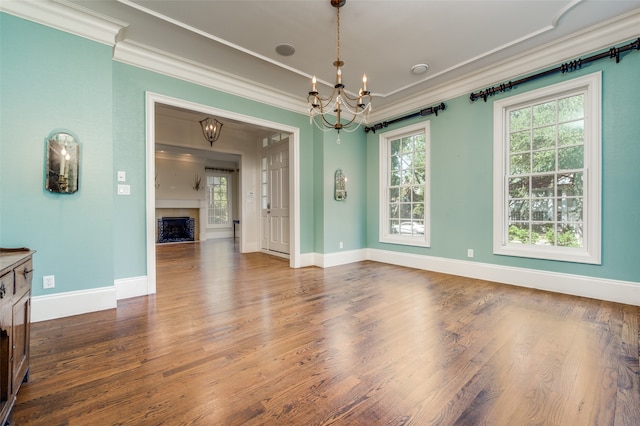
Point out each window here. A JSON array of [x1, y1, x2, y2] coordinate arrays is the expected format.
[[379, 122, 430, 247], [493, 72, 601, 264], [206, 173, 231, 227]]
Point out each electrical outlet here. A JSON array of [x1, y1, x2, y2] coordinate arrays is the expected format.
[[43, 275, 55, 289], [467, 249, 474, 258], [339, 241, 344, 249]]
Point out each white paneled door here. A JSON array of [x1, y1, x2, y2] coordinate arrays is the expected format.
[[261, 141, 290, 255]]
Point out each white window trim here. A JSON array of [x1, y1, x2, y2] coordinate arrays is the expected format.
[[206, 171, 232, 229], [493, 71, 601, 264], [379, 121, 431, 247]]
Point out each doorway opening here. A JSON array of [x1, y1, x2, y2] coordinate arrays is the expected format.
[[145, 92, 301, 295]]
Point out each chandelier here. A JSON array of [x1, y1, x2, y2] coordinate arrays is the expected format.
[[199, 117, 223, 146], [307, 0, 372, 134]]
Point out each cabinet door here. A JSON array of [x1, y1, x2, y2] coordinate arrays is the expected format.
[[0, 298, 12, 423], [11, 291, 30, 393]]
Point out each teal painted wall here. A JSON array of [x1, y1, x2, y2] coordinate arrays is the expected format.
[[313, 126, 325, 253], [366, 44, 640, 283], [0, 14, 114, 295], [322, 130, 367, 253]]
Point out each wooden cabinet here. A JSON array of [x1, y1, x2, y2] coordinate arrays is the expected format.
[[0, 250, 33, 426]]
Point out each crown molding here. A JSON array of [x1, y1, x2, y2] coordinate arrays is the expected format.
[[113, 40, 308, 116], [3, 0, 638, 125], [0, 0, 126, 46], [370, 8, 640, 122]]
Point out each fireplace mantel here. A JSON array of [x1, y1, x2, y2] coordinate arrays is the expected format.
[[156, 199, 207, 209]]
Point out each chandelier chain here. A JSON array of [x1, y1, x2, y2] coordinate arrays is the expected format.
[[336, 6, 341, 63]]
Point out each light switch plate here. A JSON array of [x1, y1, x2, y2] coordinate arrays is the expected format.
[[117, 184, 131, 195], [117, 171, 126, 182]]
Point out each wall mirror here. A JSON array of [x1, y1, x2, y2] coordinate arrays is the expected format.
[[46, 132, 79, 194], [335, 169, 347, 201]]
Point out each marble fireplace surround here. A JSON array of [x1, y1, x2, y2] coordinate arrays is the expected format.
[[155, 199, 207, 242]]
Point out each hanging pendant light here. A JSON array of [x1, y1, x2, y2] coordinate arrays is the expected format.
[[199, 117, 223, 146], [307, 0, 372, 134]]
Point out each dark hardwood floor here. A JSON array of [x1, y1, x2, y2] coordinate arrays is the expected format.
[[13, 239, 640, 425]]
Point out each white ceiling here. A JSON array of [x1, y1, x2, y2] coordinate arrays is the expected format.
[[68, 0, 640, 114]]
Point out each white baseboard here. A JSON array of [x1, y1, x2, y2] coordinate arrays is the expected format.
[[31, 286, 117, 323], [115, 276, 150, 300], [365, 248, 640, 306], [298, 252, 316, 268], [316, 249, 368, 268]]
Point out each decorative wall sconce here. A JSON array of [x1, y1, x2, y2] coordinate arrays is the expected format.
[[335, 169, 347, 201], [199, 117, 223, 146], [193, 173, 203, 191], [45, 131, 79, 194]]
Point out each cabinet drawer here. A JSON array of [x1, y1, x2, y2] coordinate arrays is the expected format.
[[13, 259, 32, 297], [0, 271, 12, 301]]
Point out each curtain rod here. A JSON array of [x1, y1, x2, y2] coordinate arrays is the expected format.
[[205, 167, 236, 173], [364, 102, 446, 133], [470, 37, 640, 102]]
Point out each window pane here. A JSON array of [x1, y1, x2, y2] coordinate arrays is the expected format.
[[510, 131, 531, 153], [533, 101, 556, 127], [557, 172, 582, 196], [399, 187, 411, 202], [411, 204, 424, 220], [558, 120, 584, 146], [557, 224, 583, 247], [412, 186, 424, 202], [558, 146, 584, 170], [509, 176, 529, 199], [558, 94, 584, 122], [509, 200, 530, 221], [557, 197, 583, 222], [390, 220, 400, 234], [401, 137, 412, 152], [508, 222, 530, 244], [532, 125, 555, 150], [399, 203, 411, 219], [389, 187, 400, 202], [510, 107, 531, 131], [532, 150, 555, 173], [414, 150, 426, 169], [510, 153, 530, 175], [390, 170, 401, 186], [531, 198, 554, 221], [532, 223, 554, 246], [390, 140, 401, 156], [401, 169, 414, 185], [531, 174, 554, 198]]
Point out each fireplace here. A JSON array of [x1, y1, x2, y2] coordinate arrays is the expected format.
[[157, 217, 195, 243]]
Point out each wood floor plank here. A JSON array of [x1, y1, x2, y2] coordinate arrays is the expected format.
[[12, 239, 640, 425]]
